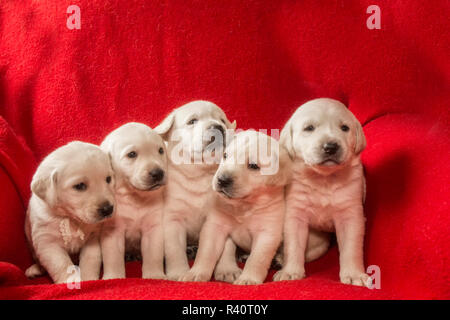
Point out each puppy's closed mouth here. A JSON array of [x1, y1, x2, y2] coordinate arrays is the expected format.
[[218, 188, 233, 199], [319, 159, 340, 166], [146, 183, 165, 191]]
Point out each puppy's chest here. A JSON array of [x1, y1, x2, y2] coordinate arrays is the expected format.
[[287, 180, 354, 232], [116, 197, 163, 237], [58, 219, 94, 254]]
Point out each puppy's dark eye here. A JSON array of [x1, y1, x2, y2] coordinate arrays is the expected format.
[[159, 147, 164, 155], [127, 151, 137, 159], [341, 124, 350, 132], [248, 163, 260, 170], [73, 182, 87, 191], [223, 152, 227, 159], [106, 176, 111, 184], [304, 125, 315, 132], [187, 118, 198, 125]]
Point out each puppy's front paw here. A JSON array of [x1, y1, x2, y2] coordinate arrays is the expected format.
[[233, 274, 262, 285], [273, 268, 305, 282], [340, 269, 370, 287], [214, 266, 242, 283], [102, 272, 125, 280], [179, 269, 210, 282], [142, 270, 167, 280], [25, 264, 45, 279], [166, 266, 190, 281]]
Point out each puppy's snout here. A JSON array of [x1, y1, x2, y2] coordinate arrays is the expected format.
[[323, 142, 339, 155], [149, 168, 165, 182], [208, 124, 225, 136], [217, 174, 233, 189], [98, 201, 114, 218]]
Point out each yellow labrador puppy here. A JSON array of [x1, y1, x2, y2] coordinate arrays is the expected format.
[[25, 141, 115, 284], [274, 98, 369, 286], [155, 100, 236, 280], [180, 130, 290, 285], [100, 123, 167, 279]]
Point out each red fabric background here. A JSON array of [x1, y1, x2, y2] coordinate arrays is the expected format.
[[0, 0, 448, 299]]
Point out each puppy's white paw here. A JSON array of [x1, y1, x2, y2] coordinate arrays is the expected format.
[[214, 266, 242, 283], [25, 264, 45, 279], [340, 269, 370, 287], [179, 269, 210, 282], [102, 272, 125, 280], [233, 274, 262, 285], [166, 266, 190, 281], [142, 271, 167, 280], [273, 268, 305, 282]]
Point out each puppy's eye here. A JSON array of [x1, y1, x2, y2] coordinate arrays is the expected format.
[[341, 124, 350, 132], [158, 147, 164, 155], [304, 125, 315, 132], [73, 182, 87, 191], [248, 163, 260, 170], [187, 118, 198, 125], [221, 119, 226, 124], [127, 151, 137, 159], [223, 152, 227, 159], [106, 176, 112, 184]]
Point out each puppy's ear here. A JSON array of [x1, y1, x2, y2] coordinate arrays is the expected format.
[[154, 112, 175, 140], [31, 167, 58, 206], [354, 118, 366, 155], [280, 119, 295, 160], [266, 144, 292, 187]]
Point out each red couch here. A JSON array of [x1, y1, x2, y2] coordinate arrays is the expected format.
[[0, 0, 448, 299]]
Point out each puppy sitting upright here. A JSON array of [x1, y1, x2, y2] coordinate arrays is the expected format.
[[181, 130, 290, 285], [155, 100, 236, 280], [100, 123, 167, 279], [274, 98, 369, 286], [25, 141, 115, 284]]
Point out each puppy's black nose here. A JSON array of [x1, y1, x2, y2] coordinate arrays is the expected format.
[[208, 124, 225, 136], [150, 168, 165, 182], [217, 175, 233, 189], [98, 202, 114, 218], [323, 142, 339, 155]]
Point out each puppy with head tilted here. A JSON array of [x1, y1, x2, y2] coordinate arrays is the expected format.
[[25, 141, 115, 283], [154, 100, 236, 280], [180, 130, 290, 285], [100, 123, 167, 279], [274, 98, 369, 286]]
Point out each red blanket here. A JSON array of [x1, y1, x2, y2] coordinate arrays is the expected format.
[[0, 0, 449, 299]]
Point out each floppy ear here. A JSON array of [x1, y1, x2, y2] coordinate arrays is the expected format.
[[31, 167, 58, 206], [266, 146, 292, 187], [154, 112, 175, 140], [280, 119, 295, 160], [354, 118, 367, 155]]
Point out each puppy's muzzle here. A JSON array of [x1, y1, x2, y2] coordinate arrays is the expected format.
[[320, 141, 342, 165], [323, 142, 339, 155], [205, 124, 226, 150], [97, 201, 114, 219], [147, 168, 165, 190], [216, 174, 234, 198]]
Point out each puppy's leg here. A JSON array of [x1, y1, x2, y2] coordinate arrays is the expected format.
[[180, 222, 228, 282], [164, 220, 190, 280], [35, 243, 74, 284], [141, 224, 166, 279], [273, 215, 308, 281], [214, 238, 242, 283], [334, 209, 369, 287], [101, 228, 126, 280], [234, 233, 280, 285], [79, 234, 102, 281]]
